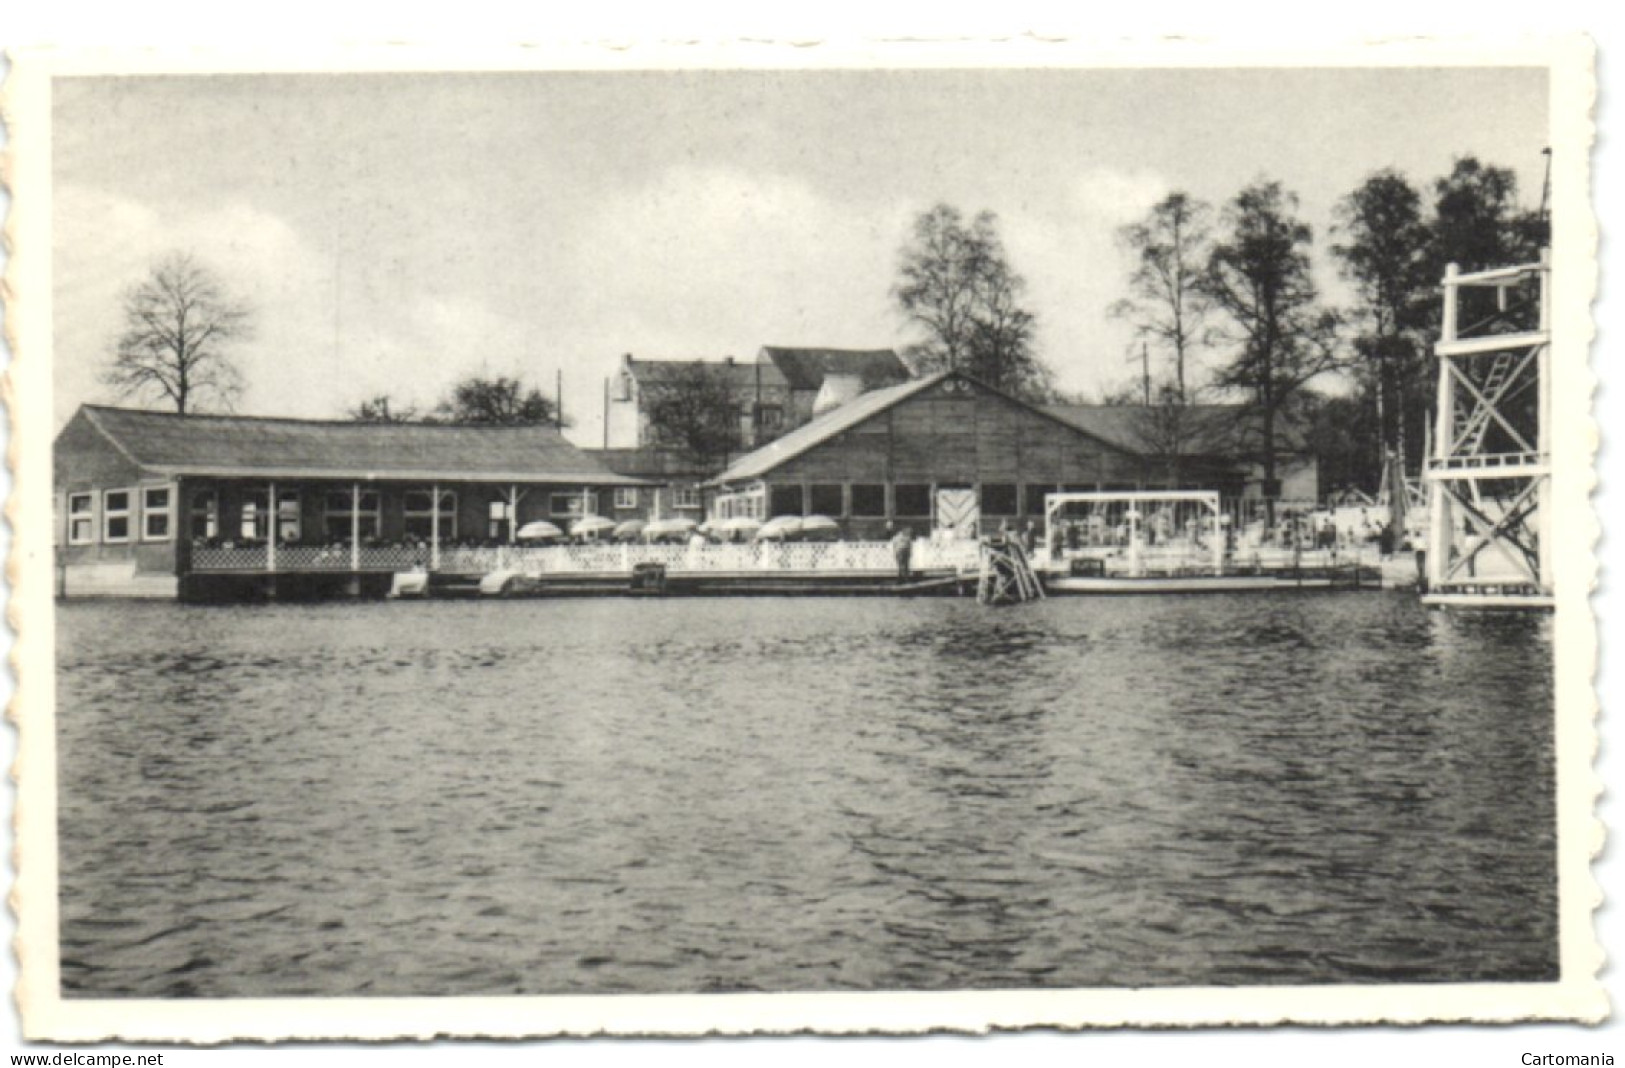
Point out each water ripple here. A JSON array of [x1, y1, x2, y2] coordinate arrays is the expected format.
[[55, 594, 1556, 996]]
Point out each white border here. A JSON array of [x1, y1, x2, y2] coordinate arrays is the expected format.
[[3, 31, 1609, 1044]]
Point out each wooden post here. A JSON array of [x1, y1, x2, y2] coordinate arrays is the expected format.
[[1210, 498, 1224, 576], [431, 482, 441, 571], [351, 482, 360, 571], [509, 484, 518, 544], [1428, 310, 1455, 588], [267, 481, 278, 573], [1441, 263, 1460, 343]]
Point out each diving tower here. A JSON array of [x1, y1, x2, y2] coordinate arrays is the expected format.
[[1422, 251, 1553, 609]]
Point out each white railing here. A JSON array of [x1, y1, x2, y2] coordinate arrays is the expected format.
[[190, 545, 268, 571], [189, 544, 425, 572], [185, 539, 983, 577]]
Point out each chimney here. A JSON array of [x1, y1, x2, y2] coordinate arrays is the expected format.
[[725, 355, 735, 366]]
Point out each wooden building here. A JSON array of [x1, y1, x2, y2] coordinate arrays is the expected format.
[[53, 405, 646, 598], [708, 370, 1163, 539], [1044, 403, 1320, 501]]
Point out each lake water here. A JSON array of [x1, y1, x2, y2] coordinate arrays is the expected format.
[[55, 593, 1556, 997]]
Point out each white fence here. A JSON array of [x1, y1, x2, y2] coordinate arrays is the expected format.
[[190, 544, 425, 572], [188, 539, 983, 577]]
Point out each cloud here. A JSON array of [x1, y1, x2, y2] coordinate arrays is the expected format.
[[1068, 165, 1174, 226]]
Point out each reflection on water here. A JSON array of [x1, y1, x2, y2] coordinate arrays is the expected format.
[[55, 594, 1556, 997]]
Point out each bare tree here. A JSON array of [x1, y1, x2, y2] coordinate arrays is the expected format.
[[893, 203, 1052, 400], [1101, 378, 1210, 487], [105, 253, 251, 413], [1110, 192, 1214, 403]]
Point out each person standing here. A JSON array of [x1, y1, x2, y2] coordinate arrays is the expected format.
[[889, 522, 913, 583]]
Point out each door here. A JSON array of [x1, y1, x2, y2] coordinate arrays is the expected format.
[[934, 486, 979, 539]]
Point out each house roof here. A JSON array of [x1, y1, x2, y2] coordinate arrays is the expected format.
[[626, 357, 788, 392], [587, 447, 715, 480], [68, 405, 647, 485], [758, 346, 911, 391], [1043, 403, 1312, 455], [710, 371, 1136, 485]]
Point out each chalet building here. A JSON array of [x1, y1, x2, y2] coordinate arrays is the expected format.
[[53, 405, 646, 599], [708, 370, 1166, 540], [1044, 403, 1320, 501], [604, 345, 912, 452]]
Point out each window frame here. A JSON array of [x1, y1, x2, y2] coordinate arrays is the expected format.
[[670, 485, 703, 511], [190, 488, 220, 540], [980, 482, 1019, 517], [102, 489, 132, 544], [613, 487, 639, 511], [808, 483, 843, 517], [893, 483, 931, 518], [68, 492, 95, 546], [321, 489, 381, 541], [142, 485, 173, 541], [850, 484, 886, 518], [550, 490, 598, 518], [768, 484, 803, 517], [403, 489, 458, 540]]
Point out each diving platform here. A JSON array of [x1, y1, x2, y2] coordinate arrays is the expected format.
[[1422, 252, 1553, 610]]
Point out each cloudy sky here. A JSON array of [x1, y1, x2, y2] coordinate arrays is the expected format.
[[52, 65, 1548, 445]]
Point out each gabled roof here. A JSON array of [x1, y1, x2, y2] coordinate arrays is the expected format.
[[66, 406, 646, 484], [758, 346, 911, 391], [711, 374, 947, 484], [710, 371, 1137, 485], [626, 357, 788, 391]]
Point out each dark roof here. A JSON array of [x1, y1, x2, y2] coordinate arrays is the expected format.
[[758, 346, 911, 391], [68, 405, 645, 484], [587, 447, 715, 480], [712, 371, 1136, 485], [626, 357, 788, 391], [1043, 404, 1312, 455], [710, 374, 945, 484]]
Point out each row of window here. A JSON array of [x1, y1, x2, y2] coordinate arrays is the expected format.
[[67, 487, 172, 544], [66, 485, 669, 547], [758, 483, 1138, 519]]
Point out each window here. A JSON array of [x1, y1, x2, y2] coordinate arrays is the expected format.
[[322, 489, 379, 541], [190, 489, 219, 540], [981, 483, 1018, 516], [850, 484, 886, 517], [670, 486, 702, 511], [769, 484, 803, 517], [757, 405, 783, 430], [488, 499, 511, 539], [714, 486, 765, 520], [68, 493, 94, 545], [103, 490, 131, 543], [893, 484, 931, 517], [809, 484, 843, 517], [1024, 485, 1058, 516], [551, 491, 597, 517], [614, 487, 639, 510], [403, 490, 457, 539], [142, 486, 172, 540]]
